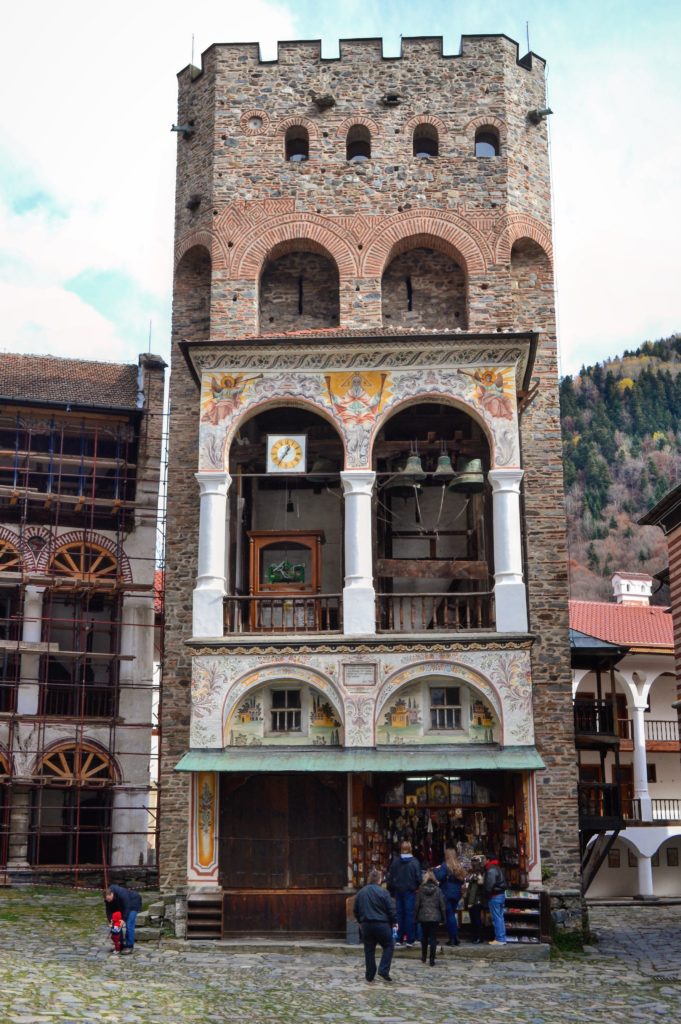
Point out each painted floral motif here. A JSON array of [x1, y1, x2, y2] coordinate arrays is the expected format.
[[191, 661, 225, 719], [199, 780, 214, 834], [345, 696, 374, 746]]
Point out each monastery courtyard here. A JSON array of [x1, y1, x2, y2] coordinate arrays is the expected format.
[[1, 890, 681, 1024]]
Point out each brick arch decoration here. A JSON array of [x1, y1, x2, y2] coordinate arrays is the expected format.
[[36, 531, 133, 584], [404, 113, 448, 141], [375, 661, 504, 739], [465, 114, 507, 149], [221, 663, 345, 746], [336, 114, 381, 139], [0, 526, 33, 573], [494, 214, 553, 266], [277, 115, 320, 153], [231, 213, 359, 279], [174, 231, 228, 272], [368, 392, 495, 468], [31, 740, 121, 785], [361, 211, 490, 277]]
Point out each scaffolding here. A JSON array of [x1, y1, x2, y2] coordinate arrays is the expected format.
[[0, 360, 168, 888]]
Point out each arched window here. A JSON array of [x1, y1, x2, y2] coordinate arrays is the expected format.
[[285, 126, 309, 162], [30, 743, 115, 866], [0, 537, 21, 572], [50, 540, 119, 581], [475, 127, 500, 158], [346, 124, 371, 162], [413, 123, 438, 158]]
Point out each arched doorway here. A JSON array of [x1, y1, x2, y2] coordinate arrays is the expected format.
[[226, 405, 345, 634], [372, 402, 493, 631]]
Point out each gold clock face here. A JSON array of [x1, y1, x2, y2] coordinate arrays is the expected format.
[[269, 436, 304, 471]]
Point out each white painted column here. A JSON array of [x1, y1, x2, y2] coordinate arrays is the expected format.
[[632, 699, 652, 821], [341, 470, 376, 635], [16, 585, 45, 715], [488, 468, 528, 632], [193, 471, 231, 638], [636, 853, 654, 897]]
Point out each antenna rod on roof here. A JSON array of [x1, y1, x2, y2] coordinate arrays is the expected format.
[[526, 21, 531, 53], [191, 33, 195, 67], [148, 320, 152, 354]]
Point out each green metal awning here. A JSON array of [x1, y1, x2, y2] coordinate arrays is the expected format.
[[174, 746, 544, 773]]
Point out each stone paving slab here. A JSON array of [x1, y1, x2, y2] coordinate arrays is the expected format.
[[1, 889, 681, 1023]]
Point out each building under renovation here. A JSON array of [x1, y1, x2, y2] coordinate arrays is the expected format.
[[0, 352, 165, 884], [161, 33, 580, 939]]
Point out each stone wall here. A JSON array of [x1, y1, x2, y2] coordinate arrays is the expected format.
[[381, 248, 466, 329], [259, 251, 340, 332]]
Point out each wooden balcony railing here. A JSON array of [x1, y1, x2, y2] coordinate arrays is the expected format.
[[573, 699, 617, 738], [376, 591, 494, 633], [578, 781, 622, 826], [224, 595, 342, 634], [651, 798, 681, 820], [645, 719, 680, 743]]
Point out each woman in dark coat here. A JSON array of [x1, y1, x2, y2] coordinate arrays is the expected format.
[[434, 848, 466, 945], [415, 869, 447, 966]]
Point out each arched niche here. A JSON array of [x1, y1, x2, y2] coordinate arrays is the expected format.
[[223, 668, 344, 747], [510, 238, 552, 332], [259, 241, 340, 333], [174, 244, 211, 341], [381, 241, 467, 329], [371, 401, 494, 633], [375, 672, 501, 747]]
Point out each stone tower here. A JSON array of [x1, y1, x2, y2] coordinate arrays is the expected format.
[[162, 34, 579, 938]]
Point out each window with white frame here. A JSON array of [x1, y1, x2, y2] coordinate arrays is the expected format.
[[270, 689, 302, 732], [429, 686, 462, 730]]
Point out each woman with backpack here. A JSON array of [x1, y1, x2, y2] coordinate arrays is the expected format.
[[434, 848, 466, 946]]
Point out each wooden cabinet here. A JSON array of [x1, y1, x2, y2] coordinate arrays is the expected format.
[[248, 530, 324, 631]]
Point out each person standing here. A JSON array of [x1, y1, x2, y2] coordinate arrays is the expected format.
[[105, 884, 143, 954], [463, 857, 486, 943], [415, 869, 446, 966], [386, 840, 421, 946], [483, 853, 508, 945], [353, 868, 397, 984], [434, 848, 466, 946]]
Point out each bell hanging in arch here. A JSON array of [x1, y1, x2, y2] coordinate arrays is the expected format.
[[384, 452, 426, 498], [448, 456, 485, 493], [431, 452, 456, 481], [308, 455, 337, 486]]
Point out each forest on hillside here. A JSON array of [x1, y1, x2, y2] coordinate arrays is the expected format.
[[559, 334, 681, 601]]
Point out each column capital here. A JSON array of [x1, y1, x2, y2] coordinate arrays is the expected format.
[[195, 471, 231, 496], [340, 470, 376, 497], [488, 467, 524, 493]]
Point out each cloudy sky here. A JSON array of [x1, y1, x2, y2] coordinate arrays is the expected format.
[[2, 0, 679, 375]]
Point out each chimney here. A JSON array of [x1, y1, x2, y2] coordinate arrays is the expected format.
[[611, 572, 653, 606]]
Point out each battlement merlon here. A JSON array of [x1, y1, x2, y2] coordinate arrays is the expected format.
[[176, 33, 546, 86]]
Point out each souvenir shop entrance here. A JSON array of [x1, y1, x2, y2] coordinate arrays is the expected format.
[[350, 770, 531, 891]]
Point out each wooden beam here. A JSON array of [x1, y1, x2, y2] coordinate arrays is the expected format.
[[377, 558, 488, 580]]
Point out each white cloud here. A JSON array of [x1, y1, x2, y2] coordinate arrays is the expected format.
[[0, 282, 131, 361]]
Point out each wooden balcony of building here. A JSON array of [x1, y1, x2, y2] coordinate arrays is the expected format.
[[617, 717, 680, 753], [573, 698, 621, 750], [578, 781, 624, 831], [224, 594, 343, 635], [375, 588, 494, 632]]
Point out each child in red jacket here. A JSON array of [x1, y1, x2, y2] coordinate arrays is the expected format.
[[110, 910, 125, 953]]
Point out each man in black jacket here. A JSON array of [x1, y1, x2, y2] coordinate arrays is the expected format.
[[105, 884, 143, 954], [353, 869, 397, 983], [483, 855, 507, 945], [386, 840, 421, 946]]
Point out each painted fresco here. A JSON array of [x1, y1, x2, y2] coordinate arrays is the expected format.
[[188, 647, 533, 750], [225, 684, 342, 747], [195, 350, 522, 473], [377, 683, 499, 746]]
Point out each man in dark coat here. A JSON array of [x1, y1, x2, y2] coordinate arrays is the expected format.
[[386, 840, 421, 945], [353, 868, 397, 983], [105, 884, 143, 954], [483, 854, 508, 945]]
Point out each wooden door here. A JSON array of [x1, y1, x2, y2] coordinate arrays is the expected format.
[[612, 763, 634, 818], [220, 773, 346, 889]]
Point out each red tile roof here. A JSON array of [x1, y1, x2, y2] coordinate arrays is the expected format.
[[569, 600, 673, 648], [0, 353, 140, 409]]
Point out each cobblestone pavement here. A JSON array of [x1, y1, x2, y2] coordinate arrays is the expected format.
[[1, 890, 681, 1024]]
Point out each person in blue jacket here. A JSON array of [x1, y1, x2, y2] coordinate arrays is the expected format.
[[386, 840, 421, 946], [105, 884, 143, 954], [434, 848, 466, 945]]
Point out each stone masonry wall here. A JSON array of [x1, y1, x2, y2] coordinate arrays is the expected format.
[[161, 33, 578, 891], [259, 251, 340, 332], [381, 248, 466, 329]]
